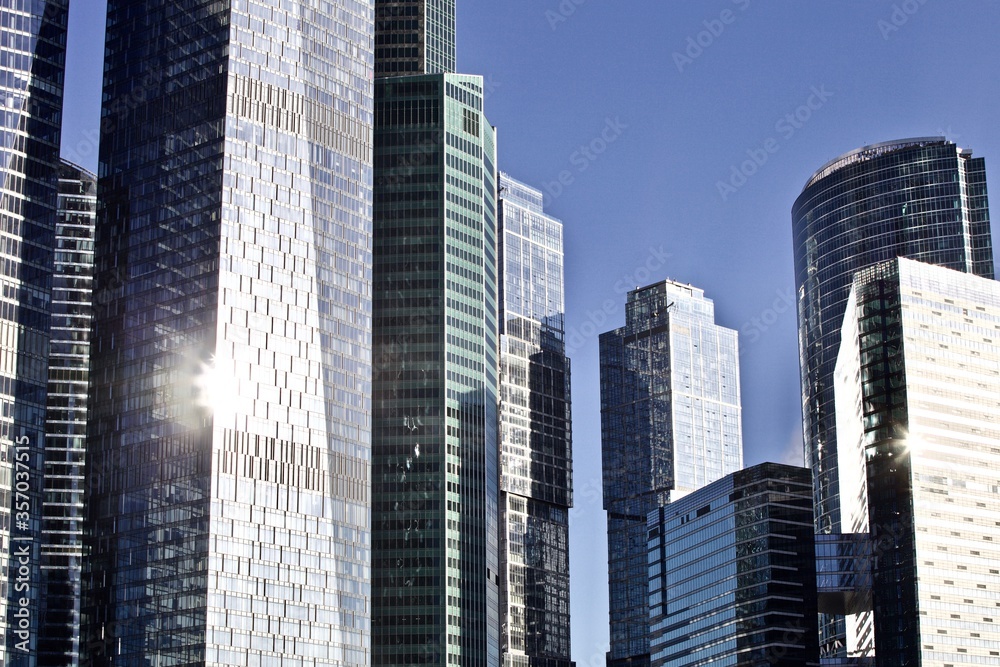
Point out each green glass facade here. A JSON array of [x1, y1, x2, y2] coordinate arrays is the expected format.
[[373, 73, 499, 666]]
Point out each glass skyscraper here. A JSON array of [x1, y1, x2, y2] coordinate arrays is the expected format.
[[84, 1, 374, 665], [0, 0, 68, 662], [792, 137, 994, 537], [647, 463, 820, 667], [835, 258, 1000, 666], [375, 0, 455, 77], [38, 160, 97, 666], [372, 73, 499, 667], [497, 173, 572, 667], [600, 280, 743, 667]]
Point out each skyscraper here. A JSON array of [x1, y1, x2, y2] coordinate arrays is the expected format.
[[372, 1, 501, 663], [371, 72, 499, 666], [647, 463, 820, 667], [497, 173, 573, 667], [84, 2, 374, 664], [792, 137, 994, 536], [0, 0, 69, 661], [375, 0, 456, 77], [38, 160, 97, 666], [835, 258, 1000, 666], [600, 280, 743, 667]]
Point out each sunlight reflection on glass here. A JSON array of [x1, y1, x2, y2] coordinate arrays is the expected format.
[[195, 355, 237, 422]]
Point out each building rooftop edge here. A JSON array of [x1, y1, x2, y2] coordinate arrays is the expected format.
[[801, 136, 952, 193], [647, 462, 810, 526]]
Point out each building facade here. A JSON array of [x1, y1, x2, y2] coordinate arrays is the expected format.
[[37, 161, 97, 666], [84, 1, 374, 664], [600, 280, 743, 667], [647, 463, 820, 667], [793, 137, 994, 657], [792, 137, 994, 536], [497, 174, 573, 667], [0, 0, 69, 661], [835, 258, 1000, 666], [375, 0, 455, 77], [372, 73, 499, 667]]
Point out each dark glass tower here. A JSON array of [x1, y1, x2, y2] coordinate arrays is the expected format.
[[600, 281, 743, 667], [375, 0, 456, 77], [84, 1, 374, 664], [792, 137, 994, 536], [372, 73, 499, 667], [38, 161, 97, 666], [647, 463, 820, 667], [792, 138, 994, 658], [0, 1, 68, 662], [497, 173, 573, 667]]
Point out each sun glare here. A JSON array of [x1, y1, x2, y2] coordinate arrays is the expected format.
[[195, 355, 238, 420]]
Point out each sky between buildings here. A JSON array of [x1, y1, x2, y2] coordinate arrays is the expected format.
[[62, 1, 1000, 663]]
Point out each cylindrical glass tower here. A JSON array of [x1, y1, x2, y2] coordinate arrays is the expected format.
[[792, 137, 994, 657]]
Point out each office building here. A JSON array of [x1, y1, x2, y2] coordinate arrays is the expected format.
[[835, 258, 1000, 666], [375, 0, 455, 77], [601, 280, 743, 667], [793, 137, 994, 657], [372, 72, 499, 666], [37, 161, 97, 666], [0, 0, 69, 661], [647, 463, 820, 667], [792, 137, 993, 535], [497, 173, 573, 667], [83, 2, 374, 664]]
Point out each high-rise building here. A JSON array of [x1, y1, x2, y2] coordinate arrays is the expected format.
[[83, 2, 374, 664], [835, 258, 1000, 666], [497, 173, 573, 667], [793, 136, 995, 658], [0, 0, 69, 661], [600, 280, 743, 667], [375, 0, 456, 77], [372, 72, 499, 666], [37, 160, 97, 666], [647, 463, 820, 667], [792, 137, 994, 537]]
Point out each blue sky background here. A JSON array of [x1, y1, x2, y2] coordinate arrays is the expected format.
[[63, 2, 1000, 663]]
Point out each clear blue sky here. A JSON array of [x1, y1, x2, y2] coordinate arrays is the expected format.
[[63, 2, 1000, 664]]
